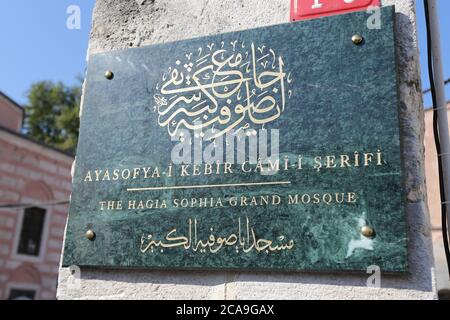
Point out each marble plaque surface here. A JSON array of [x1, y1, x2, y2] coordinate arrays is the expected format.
[[63, 6, 408, 272]]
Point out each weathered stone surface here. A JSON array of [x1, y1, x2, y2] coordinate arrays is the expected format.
[[57, 0, 436, 299]]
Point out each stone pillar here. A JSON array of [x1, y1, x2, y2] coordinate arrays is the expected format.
[[57, 0, 436, 300]]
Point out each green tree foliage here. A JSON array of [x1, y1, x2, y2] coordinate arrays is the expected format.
[[24, 80, 81, 154]]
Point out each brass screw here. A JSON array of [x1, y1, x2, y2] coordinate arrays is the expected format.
[[352, 34, 364, 45], [104, 70, 114, 80], [360, 225, 375, 238], [86, 229, 96, 241]]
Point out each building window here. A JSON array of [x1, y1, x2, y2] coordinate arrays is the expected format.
[[17, 207, 46, 256], [8, 289, 36, 300]]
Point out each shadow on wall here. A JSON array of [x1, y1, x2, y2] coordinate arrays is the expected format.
[[439, 289, 450, 300]]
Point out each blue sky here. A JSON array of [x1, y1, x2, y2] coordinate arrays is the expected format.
[[417, 0, 450, 108], [0, 1, 94, 104], [0, 1, 448, 108]]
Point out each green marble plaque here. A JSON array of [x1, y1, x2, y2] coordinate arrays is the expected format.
[[63, 6, 408, 272]]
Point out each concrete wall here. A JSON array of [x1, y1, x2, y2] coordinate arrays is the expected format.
[[57, 0, 436, 300]]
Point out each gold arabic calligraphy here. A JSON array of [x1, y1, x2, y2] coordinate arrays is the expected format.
[[140, 217, 295, 254], [154, 41, 293, 140]]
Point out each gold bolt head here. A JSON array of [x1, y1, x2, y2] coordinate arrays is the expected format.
[[360, 225, 375, 238], [86, 229, 96, 241], [352, 34, 364, 45], [104, 70, 114, 80]]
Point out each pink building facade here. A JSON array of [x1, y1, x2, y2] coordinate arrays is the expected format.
[[424, 103, 450, 297], [0, 91, 73, 300]]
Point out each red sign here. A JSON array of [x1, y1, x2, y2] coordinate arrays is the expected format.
[[290, 0, 380, 21]]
